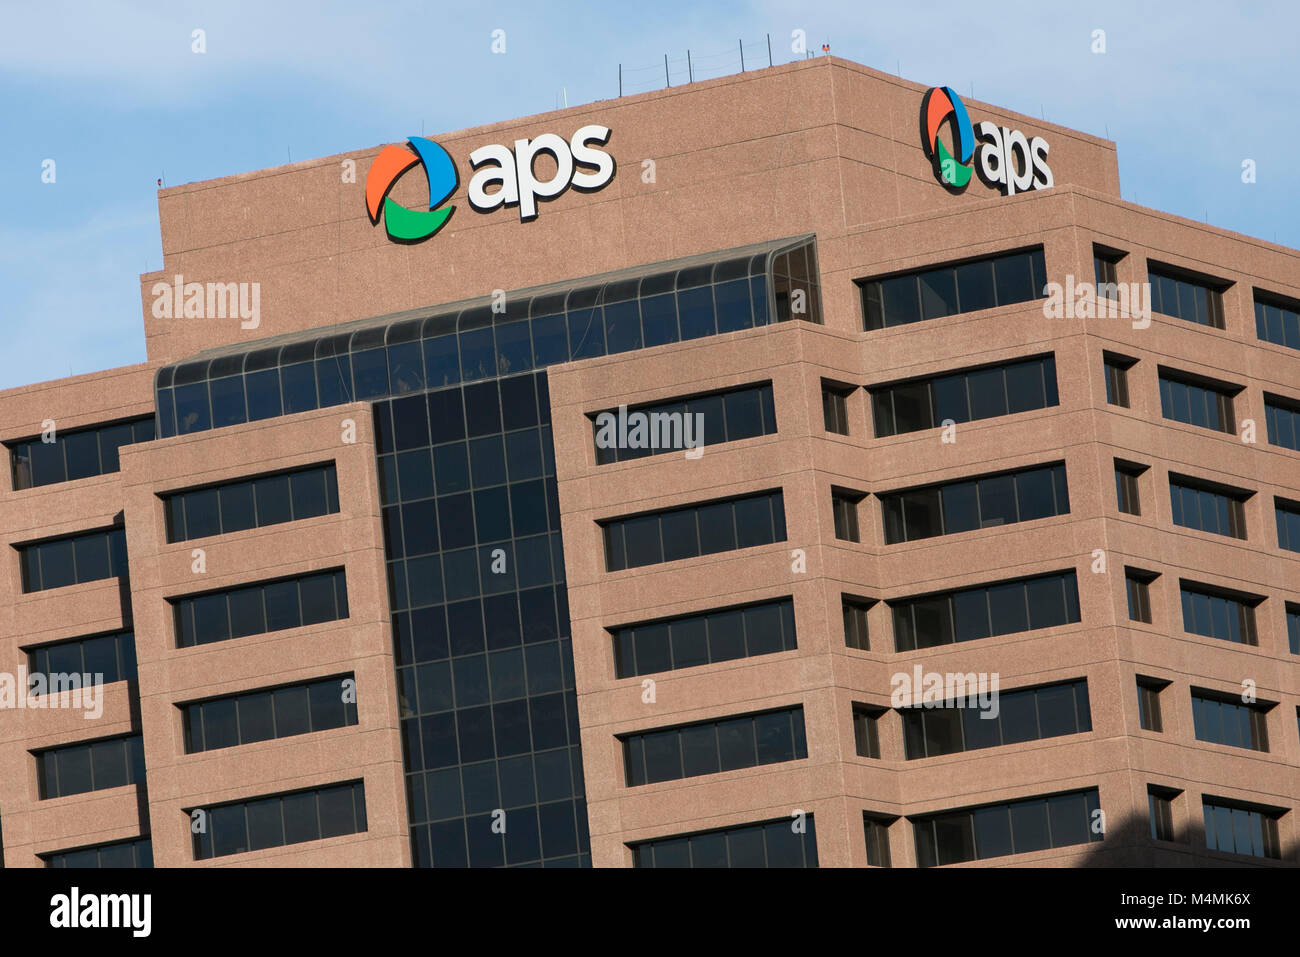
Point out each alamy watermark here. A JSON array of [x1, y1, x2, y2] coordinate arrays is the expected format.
[[151, 273, 260, 329], [594, 405, 705, 457], [0, 669, 103, 719], [891, 666, 1001, 719], [1043, 275, 1151, 328]]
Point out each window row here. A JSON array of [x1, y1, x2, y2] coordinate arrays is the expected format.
[[912, 788, 1101, 867], [891, 570, 1081, 652], [1255, 291, 1300, 352], [898, 679, 1092, 760], [43, 837, 153, 869], [8, 416, 154, 491], [1265, 393, 1300, 452], [860, 247, 1047, 330], [18, 526, 127, 594], [601, 490, 786, 572], [870, 354, 1058, 437], [191, 780, 367, 860], [876, 788, 1282, 864], [592, 381, 777, 464], [1157, 370, 1236, 433], [622, 706, 808, 787], [1180, 583, 1259, 645], [1203, 797, 1281, 859], [172, 568, 350, 648], [164, 463, 339, 543], [611, 597, 796, 679], [1109, 361, 1300, 460], [27, 630, 137, 689], [37, 734, 145, 800], [182, 674, 358, 754], [880, 462, 1069, 544], [1191, 690, 1269, 752], [1169, 476, 1247, 539], [630, 815, 818, 868], [1118, 461, 1300, 555], [1148, 265, 1226, 328]]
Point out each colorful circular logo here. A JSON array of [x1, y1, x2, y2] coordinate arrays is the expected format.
[[921, 86, 974, 189], [365, 137, 459, 242]]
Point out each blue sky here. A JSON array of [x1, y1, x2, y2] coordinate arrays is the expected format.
[[1, 0, 1296, 390]]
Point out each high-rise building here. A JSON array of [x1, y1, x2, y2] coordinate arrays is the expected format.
[[2, 55, 1297, 868]]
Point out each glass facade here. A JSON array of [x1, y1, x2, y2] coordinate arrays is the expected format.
[[147, 237, 820, 867], [154, 237, 820, 440]]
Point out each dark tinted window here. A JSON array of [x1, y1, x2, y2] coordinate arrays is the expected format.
[[1191, 691, 1269, 752], [164, 463, 339, 542], [19, 527, 128, 593], [623, 707, 807, 786], [882, 463, 1068, 543], [862, 248, 1046, 330], [1264, 393, 1300, 451], [1255, 292, 1300, 352], [1158, 372, 1236, 434], [1169, 477, 1247, 539], [37, 735, 145, 799], [192, 781, 366, 860], [1180, 583, 1258, 645], [893, 571, 1080, 651], [1103, 355, 1133, 408], [592, 382, 775, 465], [603, 491, 785, 571], [183, 674, 358, 753], [1148, 265, 1225, 328], [43, 838, 153, 869], [871, 355, 1057, 436], [8, 416, 154, 491], [28, 631, 137, 689], [172, 569, 349, 648], [901, 679, 1091, 758], [611, 598, 796, 678], [1277, 499, 1300, 553], [1202, 799, 1281, 859], [631, 816, 818, 868], [843, 596, 872, 650], [913, 789, 1101, 866]]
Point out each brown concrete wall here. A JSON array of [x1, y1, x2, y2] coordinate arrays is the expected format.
[[119, 402, 408, 867], [0, 364, 157, 865], [548, 187, 1300, 866]]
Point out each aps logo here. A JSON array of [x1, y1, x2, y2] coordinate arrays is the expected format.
[[921, 86, 1053, 196], [366, 124, 615, 243]]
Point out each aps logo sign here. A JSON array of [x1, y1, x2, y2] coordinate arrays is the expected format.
[[921, 86, 1053, 196], [366, 124, 615, 243]]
